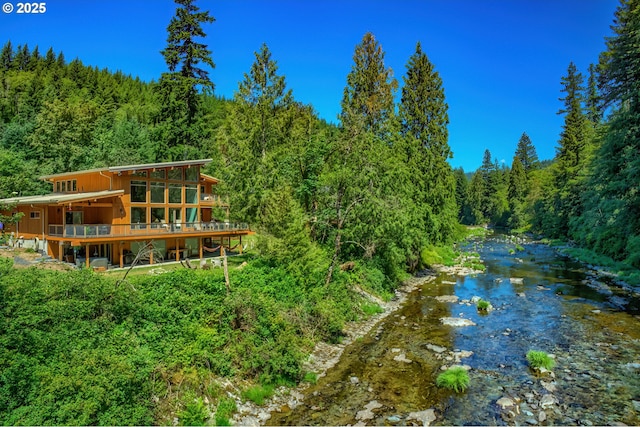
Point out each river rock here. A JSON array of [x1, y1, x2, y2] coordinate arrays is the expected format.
[[539, 394, 559, 408], [426, 343, 447, 353], [407, 408, 436, 426], [510, 277, 524, 284], [355, 400, 383, 421], [539, 410, 547, 422], [496, 397, 516, 409], [350, 376, 360, 384], [440, 317, 476, 327], [435, 295, 459, 303], [393, 353, 413, 363], [541, 380, 557, 392]]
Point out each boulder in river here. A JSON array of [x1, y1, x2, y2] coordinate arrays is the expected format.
[[406, 408, 436, 426], [440, 317, 476, 327]]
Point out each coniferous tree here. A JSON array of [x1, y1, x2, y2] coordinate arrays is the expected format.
[[399, 42, 457, 245], [507, 156, 527, 229], [157, 0, 215, 158], [514, 132, 539, 174], [216, 43, 294, 223], [578, 0, 640, 265], [325, 32, 401, 284], [551, 62, 590, 237], [585, 63, 603, 125]]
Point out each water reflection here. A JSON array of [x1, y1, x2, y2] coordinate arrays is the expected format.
[[269, 235, 640, 426]]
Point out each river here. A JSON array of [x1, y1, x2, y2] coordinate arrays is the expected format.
[[267, 233, 640, 426]]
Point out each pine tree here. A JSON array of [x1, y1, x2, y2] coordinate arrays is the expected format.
[[585, 63, 603, 125], [507, 156, 527, 228], [514, 132, 539, 174], [553, 62, 589, 237], [399, 41, 456, 244], [216, 43, 295, 223], [157, 0, 215, 156], [578, 0, 640, 265], [340, 32, 397, 136]]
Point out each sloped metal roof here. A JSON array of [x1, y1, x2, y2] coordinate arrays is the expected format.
[[0, 189, 124, 206]]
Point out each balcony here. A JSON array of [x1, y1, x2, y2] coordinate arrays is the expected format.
[[48, 221, 250, 239], [200, 193, 229, 206]]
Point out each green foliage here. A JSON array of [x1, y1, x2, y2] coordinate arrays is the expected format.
[[178, 395, 208, 426], [420, 245, 459, 268], [436, 366, 470, 393], [241, 384, 274, 406], [361, 302, 384, 316], [302, 372, 318, 384], [526, 350, 555, 370], [476, 299, 491, 311], [215, 397, 236, 426]]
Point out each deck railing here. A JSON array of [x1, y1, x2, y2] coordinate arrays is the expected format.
[[48, 221, 250, 239], [200, 193, 229, 206]]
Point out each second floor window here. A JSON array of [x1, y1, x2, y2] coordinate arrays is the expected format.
[[131, 180, 147, 203], [151, 182, 165, 203], [168, 184, 182, 204]]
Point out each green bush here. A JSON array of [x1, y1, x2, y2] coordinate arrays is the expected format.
[[476, 299, 491, 311], [526, 350, 555, 370], [361, 302, 384, 316], [436, 366, 470, 393], [178, 396, 208, 426], [241, 384, 274, 405], [215, 397, 236, 426], [303, 372, 318, 384]]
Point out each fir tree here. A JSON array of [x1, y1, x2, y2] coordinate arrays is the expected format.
[[157, 0, 215, 156], [514, 132, 539, 174], [399, 41, 456, 244]]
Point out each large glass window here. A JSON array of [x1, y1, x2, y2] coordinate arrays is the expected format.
[[151, 207, 166, 228], [186, 207, 198, 225], [151, 182, 165, 203], [150, 169, 165, 180], [185, 185, 198, 204], [131, 180, 147, 203], [185, 167, 198, 182], [169, 208, 182, 224], [151, 207, 166, 222], [168, 169, 182, 181], [130, 207, 147, 228], [168, 184, 182, 204]]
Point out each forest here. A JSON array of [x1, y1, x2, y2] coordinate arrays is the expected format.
[[1, 0, 639, 424]]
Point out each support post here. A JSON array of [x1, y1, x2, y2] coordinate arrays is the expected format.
[[119, 242, 124, 268], [199, 237, 203, 259], [58, 241, 63, 261], [149, 242, 154, 265], [86, 243, 90, 269], [239, 236, 243, 254]]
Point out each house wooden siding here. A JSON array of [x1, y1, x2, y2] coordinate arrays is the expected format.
[[1, 159, 249, 268]]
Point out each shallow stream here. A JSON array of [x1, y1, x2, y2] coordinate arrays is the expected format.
[[267, 234, 640, 426]]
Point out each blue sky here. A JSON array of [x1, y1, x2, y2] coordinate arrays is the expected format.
[[1, 0, 617, 171]]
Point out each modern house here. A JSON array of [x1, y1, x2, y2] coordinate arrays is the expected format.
[[0, 159, 251, 269]]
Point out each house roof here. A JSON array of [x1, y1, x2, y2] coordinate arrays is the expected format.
[[39, 159, 213, 180], [0, 190, 124, 206]]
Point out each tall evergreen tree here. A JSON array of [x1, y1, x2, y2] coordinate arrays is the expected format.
[[578, 0, 640, 265], [514, 132, 539, 174], [216, 44, 294, 223], [157, 0, 215, 157], [585, 63, 603, 125], [340, 32, 397, 136], [399, 41, 456, 244], [552, 61, 590, 237]]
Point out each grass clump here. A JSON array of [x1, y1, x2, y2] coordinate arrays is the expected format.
[[476, 299, 491, 311], [214, 397, 237, 426], [303, 372, 318, 384], [361, 302, 384, 316], [178, 395, 208, 426], [436, 366, 470, 393], [241, 384, 274, 405], [526, 350, 555, 370]]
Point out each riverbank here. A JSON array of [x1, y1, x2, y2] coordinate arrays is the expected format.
[[232, 262, 483, 426]]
